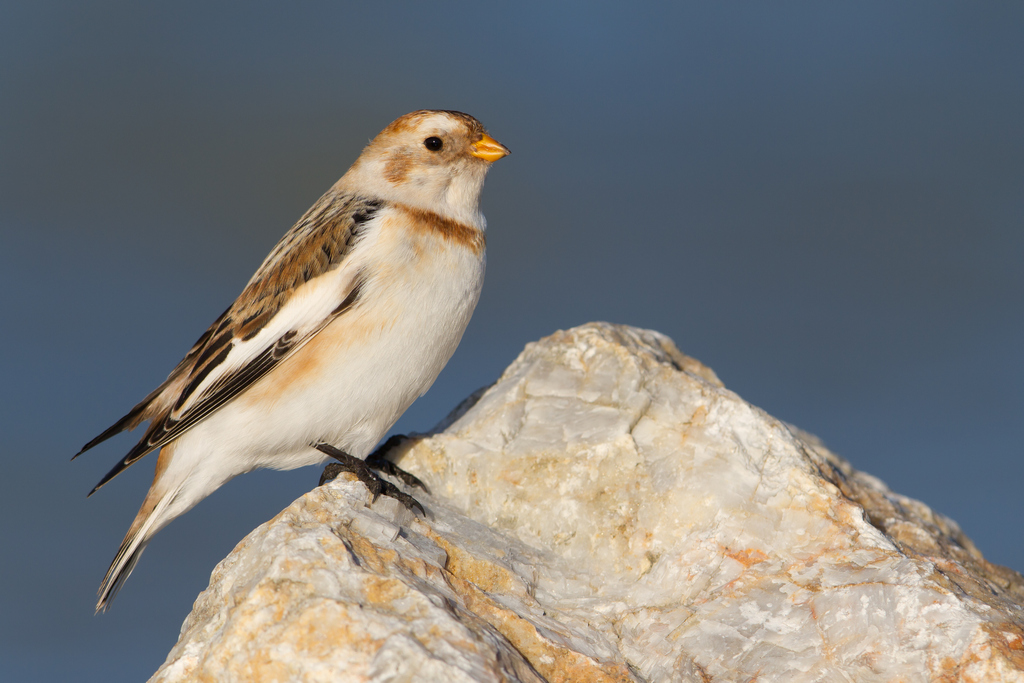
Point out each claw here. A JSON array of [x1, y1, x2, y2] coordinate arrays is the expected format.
[[365, 434, 430, 493], [315, 442, 425, 516]]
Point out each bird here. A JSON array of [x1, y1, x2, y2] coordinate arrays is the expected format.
[[74, 110, 509, 612]]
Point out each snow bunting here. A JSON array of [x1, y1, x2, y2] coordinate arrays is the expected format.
[[74, 110, 509, 611]]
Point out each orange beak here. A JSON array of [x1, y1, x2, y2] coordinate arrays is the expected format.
[[471, 133, 510, 162]]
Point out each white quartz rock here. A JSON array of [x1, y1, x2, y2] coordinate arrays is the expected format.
[[151, 323, 1024, 682]]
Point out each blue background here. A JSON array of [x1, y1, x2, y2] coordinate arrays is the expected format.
[[2, 3, 1022, 680]]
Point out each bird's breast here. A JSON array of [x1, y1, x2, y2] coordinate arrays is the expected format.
[[235, 205, 485, 452]]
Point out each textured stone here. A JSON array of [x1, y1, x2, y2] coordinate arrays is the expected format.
[[151, 323, 1024, 682]]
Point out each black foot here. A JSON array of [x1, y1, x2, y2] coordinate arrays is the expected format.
[[315, 442, 425, 516], [365, 434, 430, 493], [319, 462, 346, 486]]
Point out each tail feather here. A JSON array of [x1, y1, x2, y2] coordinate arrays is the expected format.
[[96, 489, 175, 612], [96, 535, 149, 612]]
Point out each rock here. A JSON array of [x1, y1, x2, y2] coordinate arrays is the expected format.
[[150, 323, 1024, 682]]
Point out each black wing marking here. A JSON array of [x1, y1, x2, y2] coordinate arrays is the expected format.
[[72, 305, 233, 459], [87, 279, 365, 496]]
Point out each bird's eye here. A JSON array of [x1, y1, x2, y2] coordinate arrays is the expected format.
[[424, 137, 443, 152]]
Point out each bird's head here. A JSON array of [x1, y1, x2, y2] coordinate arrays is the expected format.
[[343, 110, 509, 226]]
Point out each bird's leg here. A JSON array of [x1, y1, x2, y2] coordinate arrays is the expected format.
[[365, 434, 430, 493], [315, 442, 424, 516]]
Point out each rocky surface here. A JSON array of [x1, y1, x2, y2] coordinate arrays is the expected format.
[[151, 323, 1024, 682]]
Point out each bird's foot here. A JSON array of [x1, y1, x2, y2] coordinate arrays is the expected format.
[[365, 434, 429, 493], [316, 442, 425, 516]]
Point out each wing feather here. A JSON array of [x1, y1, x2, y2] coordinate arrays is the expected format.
[[72, 305, 233, 459], [81, 189, 384, 493]]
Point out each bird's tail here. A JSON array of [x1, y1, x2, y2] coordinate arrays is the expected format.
[[96, 484, 177, 612]]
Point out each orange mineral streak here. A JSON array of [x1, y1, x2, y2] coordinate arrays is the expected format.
[[724, 547, 770, 568], [418, 529, 632, 682], [443, 563, 634, 683]]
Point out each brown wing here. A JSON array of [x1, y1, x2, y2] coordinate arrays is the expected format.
[[77, 190, 385, 494]]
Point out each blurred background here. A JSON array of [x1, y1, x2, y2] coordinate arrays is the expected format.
[[2, 2, 1022, 680]]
